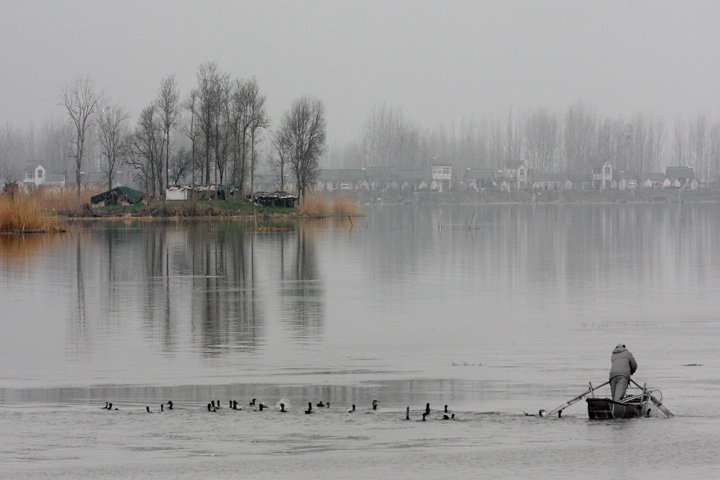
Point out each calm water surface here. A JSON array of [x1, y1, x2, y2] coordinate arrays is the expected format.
[[1, 204, 719, 478]]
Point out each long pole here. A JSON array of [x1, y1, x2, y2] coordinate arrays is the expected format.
[[630, 379, 673, 417], [547, 380, 610, 417]]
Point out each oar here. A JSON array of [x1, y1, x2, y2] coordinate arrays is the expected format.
[[630, 379, 674, 417], [546, 380, 610, 417]]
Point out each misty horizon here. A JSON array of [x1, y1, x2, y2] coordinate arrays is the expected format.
[[2, 1, 720, 144]]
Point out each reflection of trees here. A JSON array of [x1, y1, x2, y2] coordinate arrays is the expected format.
[[0, 234, 61, 272], [280, 222, 324, 340], [188, 222, 263, 356], [66, 231, 89, 356]]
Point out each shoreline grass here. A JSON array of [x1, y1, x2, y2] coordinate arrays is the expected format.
[[0, 193, 63, 233], [331, 194, 359, 216], [299, 193, 361, 217]]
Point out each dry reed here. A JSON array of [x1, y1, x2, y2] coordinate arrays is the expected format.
[[0, 193, 61, 232], [331, 194, 359, 216], [299, 193, 331, 216], [30, 186, 100, 213]]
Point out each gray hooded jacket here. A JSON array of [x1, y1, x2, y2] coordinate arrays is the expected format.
[[609, 344, 637, 379]]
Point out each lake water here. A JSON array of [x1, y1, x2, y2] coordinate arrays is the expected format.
[[1, 204, 719, 478]]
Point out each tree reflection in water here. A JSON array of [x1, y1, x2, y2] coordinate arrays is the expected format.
[[61, 220, 325, 361]]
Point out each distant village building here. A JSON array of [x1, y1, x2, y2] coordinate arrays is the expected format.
[[532, 173, 565, 191], [567, 174, 593, 191], [643, 173, 665, 189], [592, 160, 613, 190], [615, 171, 639, 191], [431, 164, 452, 192], [665, 166, 697, 189], [364, 166, 397, 191], [165, 186, 191, 201], [504, 161, 528, 190], [464, 168, 496, 191], [398, 168, 426, 192], [22, 164, 65, 188], [316, 168, 367, 191]]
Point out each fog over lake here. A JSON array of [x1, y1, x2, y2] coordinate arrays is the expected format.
[[1, 204, 719, 478]]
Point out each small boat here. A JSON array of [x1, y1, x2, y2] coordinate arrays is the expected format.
[[546, 378, 672, 419], [586, 395, 650, 419]]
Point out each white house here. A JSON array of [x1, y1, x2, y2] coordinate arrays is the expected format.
[[592, 161, 613, 190], [22, 164, 65, 188], [431, 164, 452, 192], [23, 164, 46, 187], [504, 161, 528, 190]]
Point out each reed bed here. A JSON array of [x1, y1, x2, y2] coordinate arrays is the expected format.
[[331, 194, 359, 216], [30, 187, 101, 213], [0, 194, 62, 232], [299, 193, 331, 217], [299, 193, 360, 217]]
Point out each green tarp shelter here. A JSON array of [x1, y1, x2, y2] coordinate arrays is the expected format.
[[90, 186, 145, 206]]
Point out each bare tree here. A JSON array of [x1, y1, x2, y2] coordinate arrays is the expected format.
[[156, 75, 180, 190], [182, 89, 200, 197], [362, 104, 422, 170], [128, 105, 165, 198], [277, 96, 327, 199], [270, 127, 291, 191], [228, 77, 258, 194], [564, 101, 597, 174], [0, 159, 21, 185], [246, 79, 270, 196], [97, 101, 130, 190], [195, 62, 229, 187], [521, 107, 562, 173], [648, 117, 666, 173], [673, 117, 687, 166], [709, 118, 720, 179], [169, 146, 193, 186], [0, 124, 27, 183], [61, 75, 99, 202], [689, 112, 708, 180], [628, 112, 648, 177]]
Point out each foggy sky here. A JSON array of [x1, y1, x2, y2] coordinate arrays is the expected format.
[[2, 0, 719, 143]]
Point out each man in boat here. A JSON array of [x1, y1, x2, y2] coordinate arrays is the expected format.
[[609, 344, 638, 402]]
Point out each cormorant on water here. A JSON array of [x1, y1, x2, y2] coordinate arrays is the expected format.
[[280, 403, 286, 412], [442, 414, 455, 420], [444, 405, 449, 413], [372, 400, 379, 411], [167, 401, 173, 410], [425, 403, 430, 415], [160, 404, 164, 412], [305, 402, 313, 414], [208, 403, 216, 412], [146, 406, 152, 413], [249, 398, 256, 406], [348, 404, 356, 413], [232, 400, 239, 410], [102, 402, 108, 409], [316, 401, 325, 408]]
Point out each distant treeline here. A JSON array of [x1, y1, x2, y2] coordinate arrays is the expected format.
[[327, 103, 720, 181], [3, 75, 720, 197]]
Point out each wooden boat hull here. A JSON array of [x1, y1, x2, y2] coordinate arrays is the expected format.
[[586, 397, 650, 419]]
